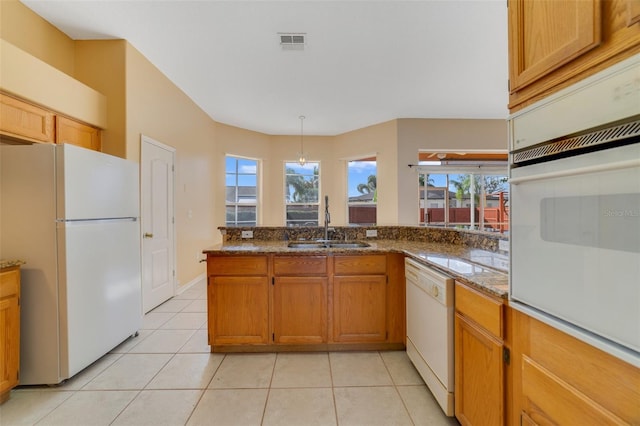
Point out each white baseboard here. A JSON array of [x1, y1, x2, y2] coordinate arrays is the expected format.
[[176, 273, 206, 295]]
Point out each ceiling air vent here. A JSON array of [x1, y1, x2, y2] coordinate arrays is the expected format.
[[279, 33, 305, 51]]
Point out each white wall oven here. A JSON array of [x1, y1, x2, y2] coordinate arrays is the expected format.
[[509, 54, 640, 367]]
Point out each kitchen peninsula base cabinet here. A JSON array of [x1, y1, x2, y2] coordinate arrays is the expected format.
[[205, 252, 405, 352], [511, 310, 640, 426], [273, 256, 328, 344], [0, 265, 21, 404], [207, 256, 269, 346], [454, 282, 511, 426]]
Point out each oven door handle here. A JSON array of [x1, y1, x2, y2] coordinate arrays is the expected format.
[[510, 158, 640, 185]]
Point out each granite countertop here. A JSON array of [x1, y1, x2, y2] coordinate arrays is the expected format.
[[203, 240, 509, 298], [0, 259, 26, 269]]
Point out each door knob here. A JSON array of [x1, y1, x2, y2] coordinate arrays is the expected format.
[[144, 233, 154, 238]]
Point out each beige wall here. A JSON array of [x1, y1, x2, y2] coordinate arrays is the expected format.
[[0, 0, 75, 76], [74, 40, 127, 158]]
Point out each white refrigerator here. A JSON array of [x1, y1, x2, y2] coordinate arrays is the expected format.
[[0, 143, 142, 385]]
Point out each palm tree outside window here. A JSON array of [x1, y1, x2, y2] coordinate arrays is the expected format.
[[347, 158, 377, 226], [285, 161, 320, 226]]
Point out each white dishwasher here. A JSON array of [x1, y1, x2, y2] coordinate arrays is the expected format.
[[405, 257, 455, 416]]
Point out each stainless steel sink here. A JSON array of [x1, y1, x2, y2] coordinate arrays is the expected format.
[[287, 242, 327, 249], [287, 240, 370, 249], [327, 241, 370, 248]]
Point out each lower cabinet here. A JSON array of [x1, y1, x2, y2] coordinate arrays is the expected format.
[[333, 254, 388, 343], [454, 282, 508, 426], [273, 256, 328, 344], [333, 275, 387, 342], [207, 255, 269, 346], [0, 265, 21, 404], [209, 276, 269, 345], [206, 252, 404, 351]]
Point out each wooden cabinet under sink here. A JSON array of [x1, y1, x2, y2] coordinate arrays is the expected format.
[[205, 252, 405, 352]]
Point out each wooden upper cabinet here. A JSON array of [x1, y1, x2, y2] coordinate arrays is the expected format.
[[0, 93, 54, 143], [56, 116, 101, 151], [509, 0, 602, 92], [508, 0, 640, 111]]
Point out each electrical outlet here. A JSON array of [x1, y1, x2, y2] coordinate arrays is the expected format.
[[366, 229, 377, 238], [241, 230, 253, 239], [499, 239, 509, 252]]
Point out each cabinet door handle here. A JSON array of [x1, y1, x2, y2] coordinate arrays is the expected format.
[[144, 233, 154, 238]]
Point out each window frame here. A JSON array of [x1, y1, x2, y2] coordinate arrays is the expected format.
[[416, 163, 508, 233], [225, 155, 259, 227], [284, 161, 321, 227], [346, 157, 377, 226]]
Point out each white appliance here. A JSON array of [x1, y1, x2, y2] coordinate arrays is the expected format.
[[405, 258, 455, 416], [509, 54, 640, 367], [0, 143, 142, 385]]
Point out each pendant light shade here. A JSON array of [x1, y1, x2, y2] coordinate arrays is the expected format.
[[298, 115, 306, 166]]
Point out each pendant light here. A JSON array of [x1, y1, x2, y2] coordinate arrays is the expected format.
[[298, 115, 306, 166]]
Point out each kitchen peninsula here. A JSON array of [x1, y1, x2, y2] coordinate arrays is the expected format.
[[203, 226, 508, 353]]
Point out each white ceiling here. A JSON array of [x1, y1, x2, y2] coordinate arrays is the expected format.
[[21, 0, 509, 136]]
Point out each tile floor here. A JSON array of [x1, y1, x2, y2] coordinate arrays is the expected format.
[[0, 281, 459, 426]]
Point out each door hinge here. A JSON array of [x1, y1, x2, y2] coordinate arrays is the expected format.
[[503, 347, 511, 365], [272, 333, 275, 342], [386, 275, 389, 284], [272, 277, 275, 285], [386, 331, 389, 340]]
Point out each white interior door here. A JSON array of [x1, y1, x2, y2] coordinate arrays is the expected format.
[[141, 135, 176, 313]]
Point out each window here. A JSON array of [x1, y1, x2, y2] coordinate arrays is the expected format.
[[416, 153, 508, 233], [285, 162, 319, 226], [225, 156, 258, 226], [347, 158, 377, 225]]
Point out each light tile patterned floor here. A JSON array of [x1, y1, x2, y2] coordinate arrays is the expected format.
[[0, 281, 459, 425]]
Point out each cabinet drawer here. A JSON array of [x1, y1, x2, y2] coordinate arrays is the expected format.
[[521, 355, 626, 425], [273, 256, 327, 276], [208, 255, 268, 276], [0, 268, 19, 299], [334, 255, 386, 275], [455, 282, 504, 338]]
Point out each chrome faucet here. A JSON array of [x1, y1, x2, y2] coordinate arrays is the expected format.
[[324, 195, 330, 241]]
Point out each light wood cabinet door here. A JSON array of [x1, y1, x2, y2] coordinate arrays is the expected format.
[[508, 0, 640, 111], [56, 116, 101, 151], [454, 312, 504, 426], [273, 276, 327, 344], [333, 275, 387, 342], [0, 267, 20, 404], [509, 0, 602, 92], [209, 276, 269, 345], [0, 93, 54, 143]]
